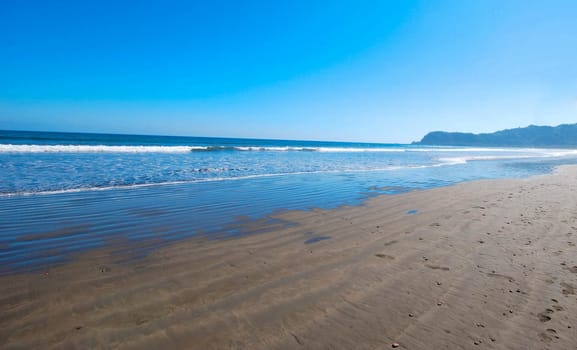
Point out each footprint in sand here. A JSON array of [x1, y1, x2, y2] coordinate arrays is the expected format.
[[375, 254, 395, 260], [97, 265, 111, 273], [539, 329, 559, 342], [560, 282, 576, 295], [552, 305, 564, 311], [486, 272, 515, 283], [425, 264, 450, 271], [538, 309, 554, 322]]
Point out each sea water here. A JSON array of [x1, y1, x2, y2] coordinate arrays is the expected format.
[[2, 130, 577, 273]]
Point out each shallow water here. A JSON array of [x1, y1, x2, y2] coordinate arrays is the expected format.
[[2, 130, 577, 274]]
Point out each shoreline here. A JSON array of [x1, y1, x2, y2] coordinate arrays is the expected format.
[[2, 166, 577, 349]]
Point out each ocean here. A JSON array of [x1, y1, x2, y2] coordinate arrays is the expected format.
[[2, 129, 577, 274]]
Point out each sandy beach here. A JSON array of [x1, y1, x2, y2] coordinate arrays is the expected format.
[[2, 166, 577, 349]]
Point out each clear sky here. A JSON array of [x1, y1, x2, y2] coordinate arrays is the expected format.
[[1, 0, 577, 143]]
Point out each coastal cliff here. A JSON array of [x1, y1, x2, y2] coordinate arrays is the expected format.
[[415, 123, 577, 147]]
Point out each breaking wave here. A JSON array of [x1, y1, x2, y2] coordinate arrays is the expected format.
[[4, 143, 577, 155]]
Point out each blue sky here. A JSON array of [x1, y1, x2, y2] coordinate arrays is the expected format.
[[1, 0, 577, 142]]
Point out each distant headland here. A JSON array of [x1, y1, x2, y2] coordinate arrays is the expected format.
[[414, 123, 577, 147]]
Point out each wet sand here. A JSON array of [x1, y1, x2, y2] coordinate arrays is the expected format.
[[2, 166, 577, 349]]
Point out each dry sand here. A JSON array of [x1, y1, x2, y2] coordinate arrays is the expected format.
[[2, 166, 577, 349]]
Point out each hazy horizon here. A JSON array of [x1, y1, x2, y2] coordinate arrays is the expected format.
[[2, 121, 576, 145]]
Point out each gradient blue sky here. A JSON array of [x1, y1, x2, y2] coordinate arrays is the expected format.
[[1, 0, 577, 142]]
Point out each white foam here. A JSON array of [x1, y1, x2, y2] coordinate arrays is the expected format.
[[4, 142, 577, 155], [542, 149, 577, 157], [0, 144, 203, 153], [232, 146, 405, 152], [234, 146, 310, 152], [410, 147, 577, 154], [5, 143, 577, 155], [314, 147, 405, 152], [437, 152, 577, 165], [409, 147, 523, 152], [0, 144, 406, 153]]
